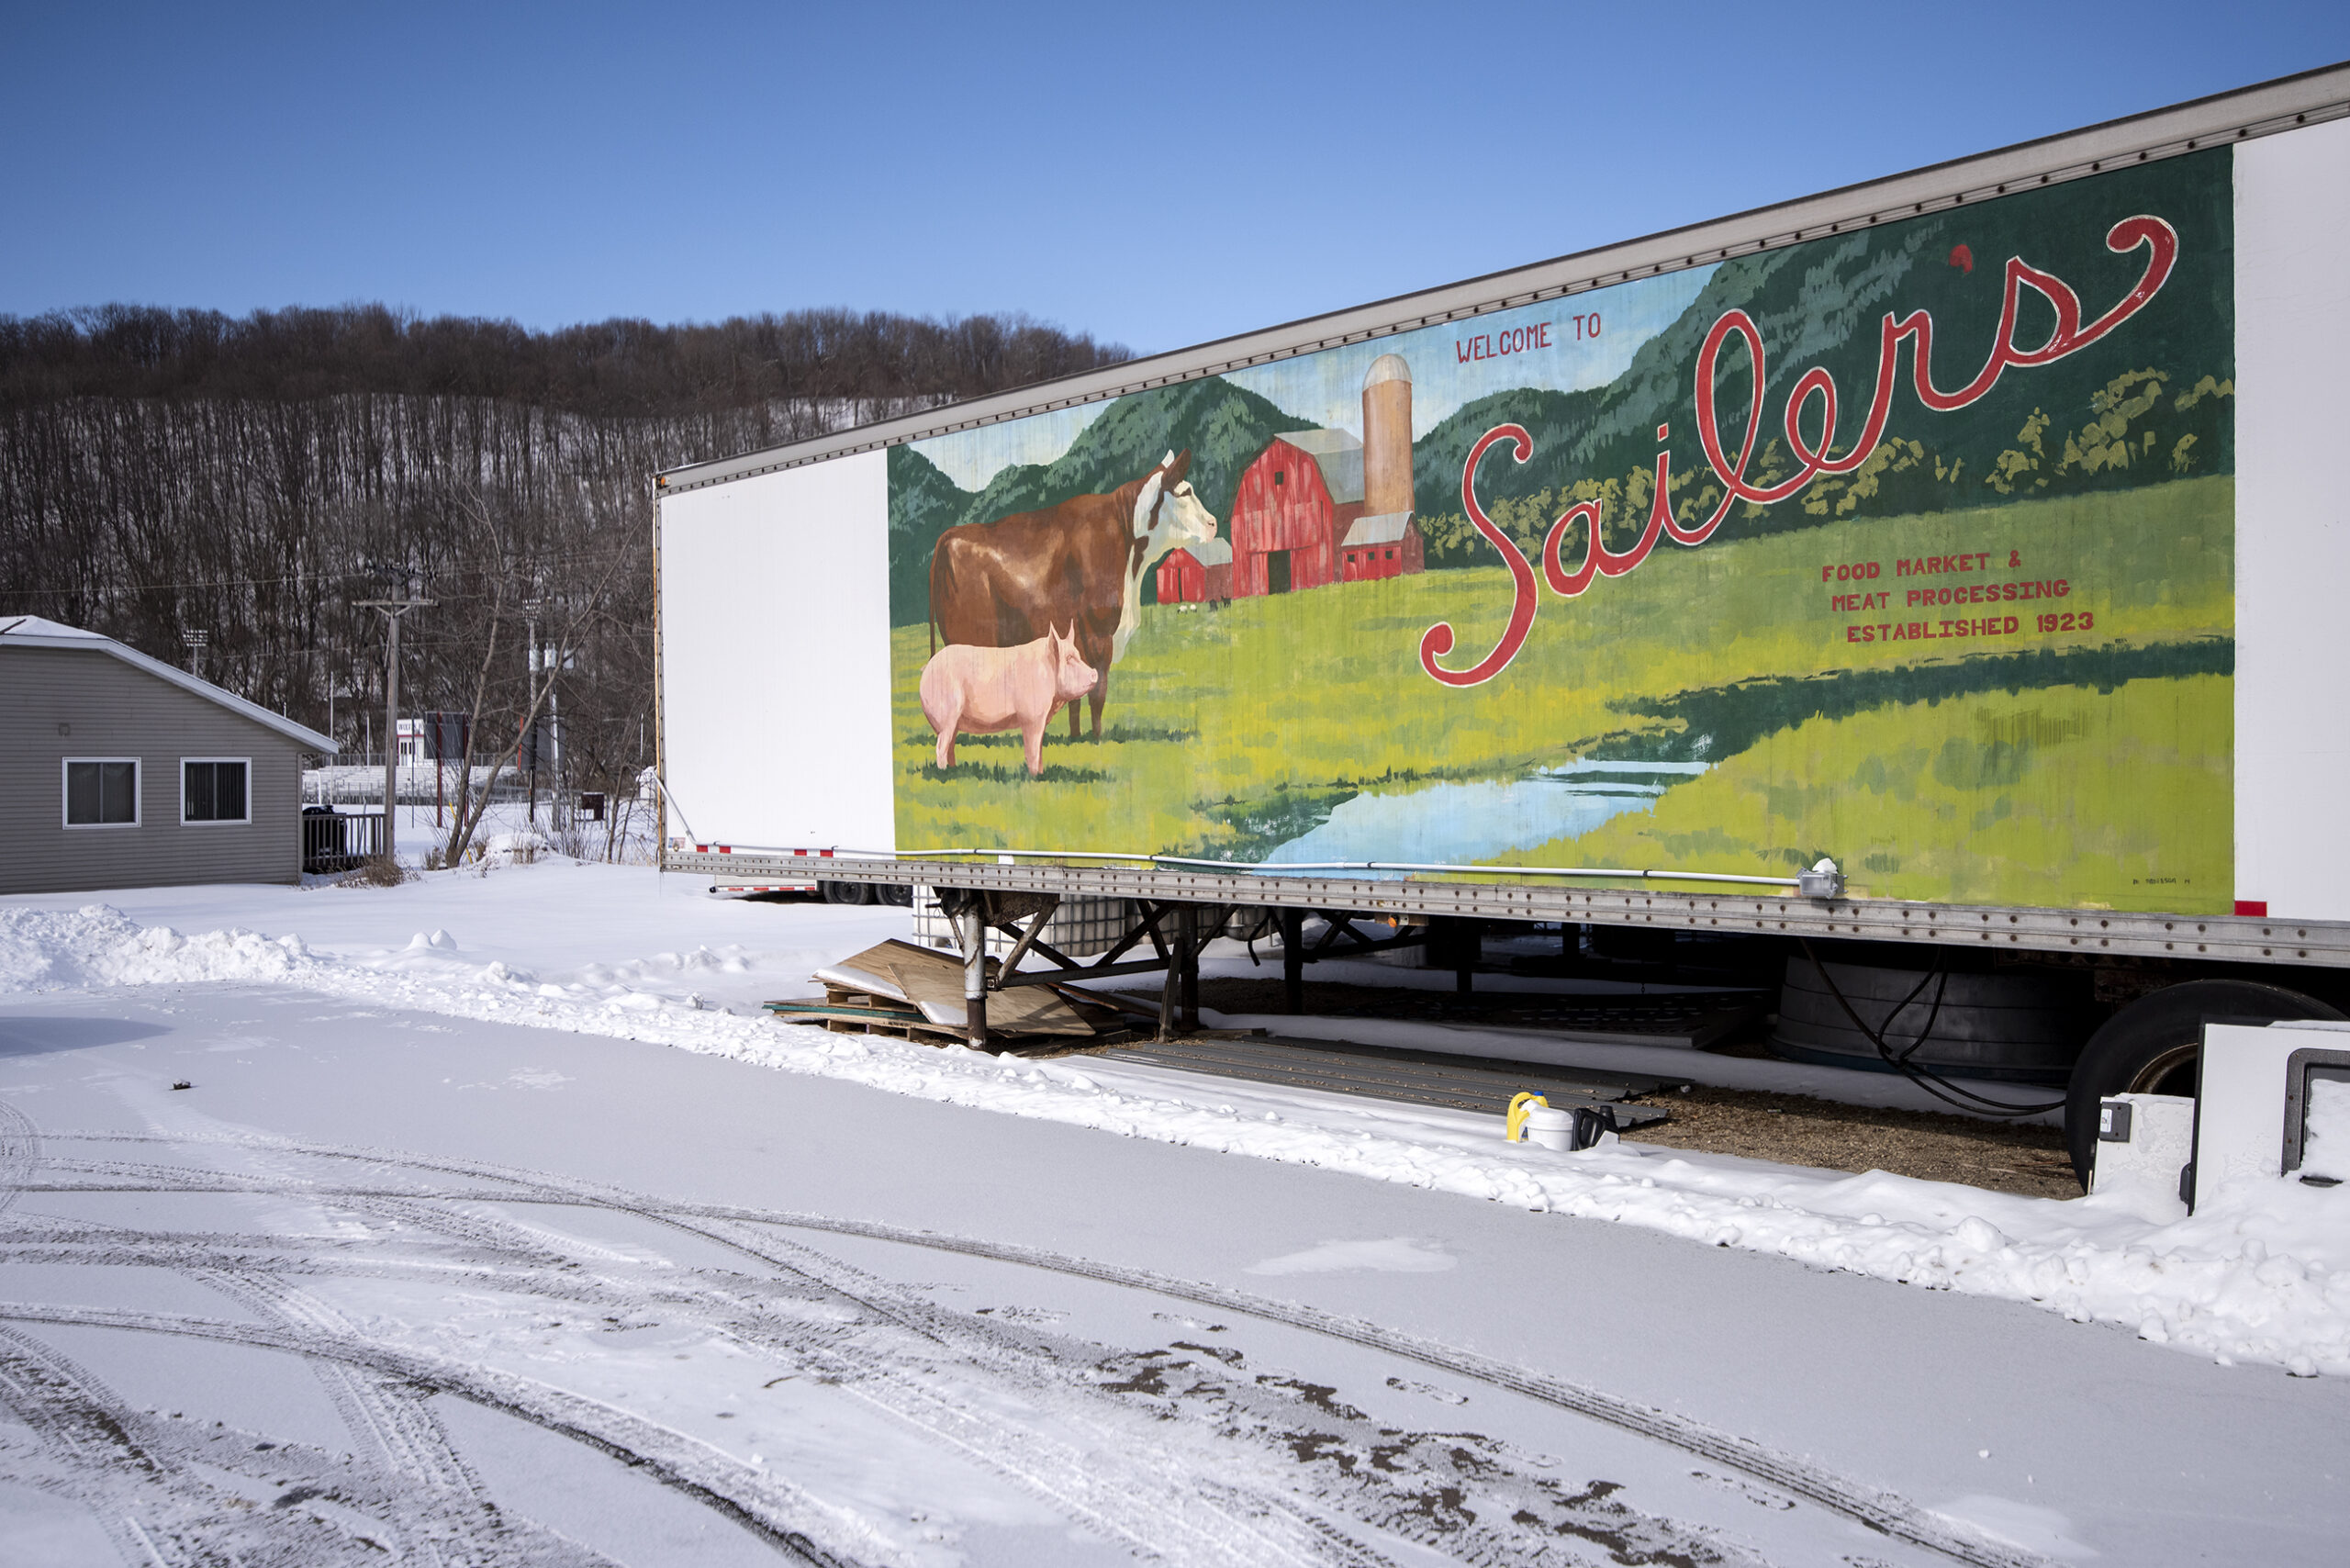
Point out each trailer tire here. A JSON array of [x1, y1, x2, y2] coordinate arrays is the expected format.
[[2065, 979, 2343, 1188], [820, 880, 874, 906], [875, 883, 913, 907]]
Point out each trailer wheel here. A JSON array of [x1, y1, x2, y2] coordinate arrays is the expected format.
[[820, 880, 874, 906], [875, 883, 913, 907], [2065, 979, 2343, 1188]]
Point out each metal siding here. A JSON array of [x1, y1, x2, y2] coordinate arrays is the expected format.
[[0, 648, 309, 894], [2236, 114, 2350, 921]]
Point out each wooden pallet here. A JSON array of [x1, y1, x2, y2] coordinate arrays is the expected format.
[[769, 941, 1126, 1048]]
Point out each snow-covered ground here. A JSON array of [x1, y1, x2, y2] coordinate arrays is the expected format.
[[3, 863, 2347, 1564]]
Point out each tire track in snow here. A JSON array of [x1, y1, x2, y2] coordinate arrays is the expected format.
[[191, 1267, 571, 1568], [10, 1160, 1419, 1566], [0, 1323, 621, 1566], [0, 1301, 879, 1568], [0, 1098, 36, 1215], [27, 1128, 2055, 1568]]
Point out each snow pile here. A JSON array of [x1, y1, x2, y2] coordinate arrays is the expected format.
[[473, 831, 550, 870], [1, 904, 311, 991], [8, 901, 2350, 1376], [0, 904, 138, 990]]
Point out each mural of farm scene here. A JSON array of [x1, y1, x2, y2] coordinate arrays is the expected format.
[[888, 150, 2236, 913]]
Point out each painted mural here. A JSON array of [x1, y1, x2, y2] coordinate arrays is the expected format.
[[887, 150, 2236, 913]]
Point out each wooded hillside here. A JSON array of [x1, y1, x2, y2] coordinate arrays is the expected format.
[[0, 302, 1130, 837]]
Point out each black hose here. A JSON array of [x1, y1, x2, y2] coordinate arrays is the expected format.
[[1796, 938, 2066, 1118]]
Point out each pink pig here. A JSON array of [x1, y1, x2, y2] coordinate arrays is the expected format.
[[920, 625, 1100, 777]]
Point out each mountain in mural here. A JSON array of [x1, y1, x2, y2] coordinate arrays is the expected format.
[[888, 376, 1315, 624], [1409, 151, 2237, 560]]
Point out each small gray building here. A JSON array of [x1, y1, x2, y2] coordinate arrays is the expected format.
[[0, 617, 335, 895]]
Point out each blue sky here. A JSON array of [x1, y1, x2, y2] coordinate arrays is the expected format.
[[3, 3, 2345, 360]]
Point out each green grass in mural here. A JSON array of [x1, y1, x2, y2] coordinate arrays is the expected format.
[[890, 476, 2233, 911], [1495, 676, 2232, 912]]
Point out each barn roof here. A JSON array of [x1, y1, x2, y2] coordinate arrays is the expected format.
[[1339, 511, 1416, 548], [0, 616, 336, 750], [1274, 430, 1364, 505], [1169, 538, 1233, 566]]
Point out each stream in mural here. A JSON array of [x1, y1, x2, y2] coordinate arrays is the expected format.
[[1260, 761, 1715, 872]]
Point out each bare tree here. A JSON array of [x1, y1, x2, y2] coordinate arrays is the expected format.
[[0, 301, 1130, 825]]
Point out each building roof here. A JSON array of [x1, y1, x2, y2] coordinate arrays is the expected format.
[[1167, 538, 1233, 566], [0, 616, 336, 750], [1339, 510, 1416, 548], [1364, 353, 1412, 388], [1273, 430, 1364, 505]]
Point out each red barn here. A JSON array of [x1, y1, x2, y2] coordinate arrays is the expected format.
[[1156, 537, 1233, 605], [1338, 511, 1424, 580], [1229, 431, 1364, 596]]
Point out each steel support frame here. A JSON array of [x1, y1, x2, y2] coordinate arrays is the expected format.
[[934, 895, 1409, 1038], [664, 850, 2350, 970]]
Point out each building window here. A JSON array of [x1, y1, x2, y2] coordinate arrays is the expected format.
[[64, 759, 140, 827], [1386, 549, 1397, 561], [1272, 470, 1284, 487], [182, 759, 251, 824]]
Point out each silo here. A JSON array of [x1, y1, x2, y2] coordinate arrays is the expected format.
[[1361, 353, 1414, 517]]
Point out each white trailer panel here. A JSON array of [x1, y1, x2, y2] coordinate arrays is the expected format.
[[656, 449, 894, 854]]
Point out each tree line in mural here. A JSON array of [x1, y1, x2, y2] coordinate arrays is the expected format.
[[1, 302, 1129, 854]]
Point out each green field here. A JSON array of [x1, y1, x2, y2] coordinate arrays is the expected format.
[[890, 476, 2233, 913]]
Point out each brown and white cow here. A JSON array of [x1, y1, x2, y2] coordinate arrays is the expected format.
[[927, 449, 1217, 741]]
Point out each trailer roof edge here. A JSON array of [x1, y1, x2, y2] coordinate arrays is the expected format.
[[656, 60, 2350, 497]]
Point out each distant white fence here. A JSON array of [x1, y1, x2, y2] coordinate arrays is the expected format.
[[305, 758, 531, 807]]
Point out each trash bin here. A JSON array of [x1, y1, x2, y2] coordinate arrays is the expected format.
[[301, 805, 347, 873]]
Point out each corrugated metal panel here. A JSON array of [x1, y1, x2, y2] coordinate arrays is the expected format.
[[655, 62, 2350, 497], [0, 647, 310, 894]]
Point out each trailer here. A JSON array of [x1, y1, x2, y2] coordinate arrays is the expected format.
[[655, 64, 2350, 1185]]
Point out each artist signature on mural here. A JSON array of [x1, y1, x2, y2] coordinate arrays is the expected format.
[[1419, 216, 2177, 687]]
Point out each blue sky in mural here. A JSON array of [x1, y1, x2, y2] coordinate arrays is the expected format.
[[3, 3, 2344, 354], [1226, 270, 1718, 440]]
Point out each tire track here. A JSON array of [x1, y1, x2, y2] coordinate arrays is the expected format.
[[0, 1098, 36, 1215], [8, 1167, 1412, 1565], [192, 1268, 577, 1568], [26, 1128, 2050, 1568], [0, 1323, 622, 1566], [0, 1301, 879, 1568]]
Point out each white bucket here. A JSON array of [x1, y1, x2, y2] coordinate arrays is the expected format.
[[1520, 1103, 1577, 1151]]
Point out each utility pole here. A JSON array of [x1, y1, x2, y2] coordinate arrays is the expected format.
[[356, 599, 435, 865], [523, 600, 543, 828]]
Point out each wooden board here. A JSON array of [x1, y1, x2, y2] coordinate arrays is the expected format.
[[811, 937, 955, 1002], [804, 937, 1096, 1038], [884, 959, 1096, 1037]]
